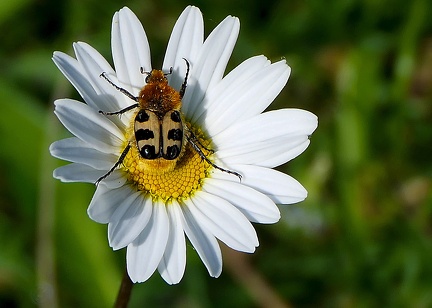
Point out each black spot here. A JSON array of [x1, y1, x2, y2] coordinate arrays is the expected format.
[[167, 129, 183, 141], [171, 111, 181, 122], [140, 145, 158, 159], [135, 129, 154, 141], [164, 145, 180, 160], [136, 110, 150, 122]]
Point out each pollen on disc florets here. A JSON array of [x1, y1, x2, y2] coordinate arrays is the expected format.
[[122, 121, 213, 201]]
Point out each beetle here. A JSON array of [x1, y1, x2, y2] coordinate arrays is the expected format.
[[95, 59, 241, 185]]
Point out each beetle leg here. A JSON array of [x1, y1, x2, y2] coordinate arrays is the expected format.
[[100, 72, 139, 102], [95, 144, 131, 185], [186, 131, 242, 181], [99, 103, 139, 116]]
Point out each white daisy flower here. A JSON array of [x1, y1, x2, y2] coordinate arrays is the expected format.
[[50, 6, 318, 284]]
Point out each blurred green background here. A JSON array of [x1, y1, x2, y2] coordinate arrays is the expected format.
[[1, 0, 431, 307]]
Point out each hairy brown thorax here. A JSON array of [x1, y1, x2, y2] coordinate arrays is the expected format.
[[138, 70, 182, 117]]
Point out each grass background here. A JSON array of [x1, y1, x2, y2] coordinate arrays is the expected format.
[[1, 0, 431, 307]]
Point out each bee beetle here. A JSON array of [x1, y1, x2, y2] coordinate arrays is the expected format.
[[95, 59, 241, 184]]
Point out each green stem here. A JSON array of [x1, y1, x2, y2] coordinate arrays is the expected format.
[[114, 268, 134, 308]]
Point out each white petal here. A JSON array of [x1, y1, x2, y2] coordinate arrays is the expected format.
[[98, 170, 127, 189], [213, 165, 308, 204], [182, 16, 239, 118], [212, 109, 318, 167], [74, 41, 115, 76], [88, 184, 134, 223], [126, 200, 169, 283], [216, 135, 311, 168], [185, 191, 258, 253], [112, 7, 151, 91], [108, 192, 152, 250], [54, 99, 124, 153], [73, 42, 135, 122], [204, 178, 280, 223], [203, 60, 290, 136], [73, 42, 131, 112], [163, 6, 203, 92], [53, 163, 105, 183], [52, 51, 101, 110], [192, 55, 270, 124], [213, 109, 318, 147], [158, 200, 186, 284], [180, 202, 222, 277], [258, 139, 311, 167], [211, 108, 317, 167], [50, 137, 117, 170]]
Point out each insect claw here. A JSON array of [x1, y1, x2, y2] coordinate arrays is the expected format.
[[179, 59, 190, 99]]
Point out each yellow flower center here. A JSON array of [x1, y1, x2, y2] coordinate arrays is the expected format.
[[122, 121, 213, 202]]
